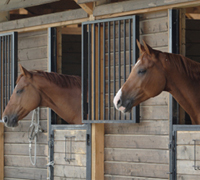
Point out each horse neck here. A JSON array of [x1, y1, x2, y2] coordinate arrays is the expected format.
[[35, 76, 82, 124], [165, 56, 200, 124]]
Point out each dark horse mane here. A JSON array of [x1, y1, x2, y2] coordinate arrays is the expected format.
[[17, 70, 81, 88], [167, 52, 200, 81]]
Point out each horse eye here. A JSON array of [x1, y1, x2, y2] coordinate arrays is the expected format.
[[138, 69, 147, 74], [16, 89, 23, 94]]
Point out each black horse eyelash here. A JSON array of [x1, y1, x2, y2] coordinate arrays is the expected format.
[[138, 69, 147, 74], [16, 89, 24, 94]]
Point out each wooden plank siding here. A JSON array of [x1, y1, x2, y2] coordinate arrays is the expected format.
[[104, 10, 169, 180], [176, 131, 200, 179], [4, 29, 48, 179]]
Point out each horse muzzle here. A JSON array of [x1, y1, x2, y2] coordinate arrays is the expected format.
[[2, 115, 18, 127], [113, 89, 134, 113]]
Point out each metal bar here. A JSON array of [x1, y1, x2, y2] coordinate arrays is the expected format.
[[88, 24, 92, 120], [2, 37, 5, 110], [11, 32, 18, 92], [113, 21, 116, 120], [118, 20, 121, 120], [0, 37, 1, 117], [8, 35, 10, 101], [108, 21, 111, 120], [93, 24, 96, 120], [103, 22, 106, 120], [129, 19, 132, 120], [5, 36, 7, 105], [123, 20, 126, 120], [98, 23, 101, 120], [82, 24, 88, 121], [132, 16, 140, 123], [82, 15, 135, 25]]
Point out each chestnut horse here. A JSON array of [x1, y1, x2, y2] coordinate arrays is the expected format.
[[2, 64, 82, 127], [114, 40, 200, 125]]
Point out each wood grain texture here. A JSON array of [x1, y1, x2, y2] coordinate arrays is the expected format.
[[4, 166, 47, 179], [54, 165, 86, 178], [105, 176, 167, 180], [93, 0, 200, 17], [0, 9, 88, 32], [105, 135, 169, 149], [0, 0, 59, 12], [105, 161, 168, 178], [105, 148, 169, 164]]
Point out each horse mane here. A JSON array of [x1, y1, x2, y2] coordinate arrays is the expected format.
[[17, 71, 81, 88], [167, 53, 200, 80]]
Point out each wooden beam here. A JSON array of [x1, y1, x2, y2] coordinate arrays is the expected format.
[[94, 0, 200, 18], [0, 123, 4, 180], [91, 21, 104, 180], [0, 0, 59, 12], [92, 124, 104, 180], [61, 27, 82, 35], [77, 0, 98, 3], [0, 9, 88, 33], [74, 0, 94, 15], [0, 11, 9, 22]]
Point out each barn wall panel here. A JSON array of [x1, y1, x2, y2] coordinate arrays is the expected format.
[[4, 29, 48, 179], [104, 10, 169, 180]]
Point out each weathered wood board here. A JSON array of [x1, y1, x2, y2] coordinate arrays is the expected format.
[[176, 131, 200, 179]]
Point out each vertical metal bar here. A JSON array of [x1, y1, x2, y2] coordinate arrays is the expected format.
[[103, 22, 106, 119], [11, 32, 18, 92], [0, 37, 1, 117], [123, 20, 126, 120], [8, 35, 10, 101], [98, 23, 101, 120], [88, 24, 92, 120], [2, 36, 5, 110], [118, 20, 121, 119], [108, 22, 111, 120], [5, 36, 7, 105], [82, 25, 89, 121], [93, 24, 96, 120], [129, 19, 132, 120], [132, 16, 140, 123], [113, 21, 116, 120]]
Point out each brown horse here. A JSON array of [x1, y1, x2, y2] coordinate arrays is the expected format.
[[113, 40, 200, 125], [2, 64, 82, 127]]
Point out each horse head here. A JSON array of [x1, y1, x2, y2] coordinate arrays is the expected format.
[[113, 40, 167, 113], [2, 64, 41, 127]]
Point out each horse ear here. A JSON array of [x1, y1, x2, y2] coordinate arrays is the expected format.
[[19, 64, 31, 78], [142, 40, 153, 55], [136, 39, 145, 53]]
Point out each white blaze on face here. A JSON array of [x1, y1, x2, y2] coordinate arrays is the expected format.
[[113, 88, 126, 112]]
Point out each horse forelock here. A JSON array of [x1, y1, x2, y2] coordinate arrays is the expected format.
[[16, 71, 81, 89]]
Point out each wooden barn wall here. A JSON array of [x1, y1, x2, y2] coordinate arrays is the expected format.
[[104, 10, 169, 180], [4, 29, 48, 179], [62, 34, 81, 76], [185, 19, 200, 63]]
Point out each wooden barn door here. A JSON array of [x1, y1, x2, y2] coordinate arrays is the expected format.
[[48, 124, 91, 180]]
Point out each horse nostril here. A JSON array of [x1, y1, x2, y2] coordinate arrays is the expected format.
[[117, 99, 122, 108], [3, 116, 8, 123]]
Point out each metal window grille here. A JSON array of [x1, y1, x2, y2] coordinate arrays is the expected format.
[[0, 32, 18, 117], [82, 16, 140, 123]]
